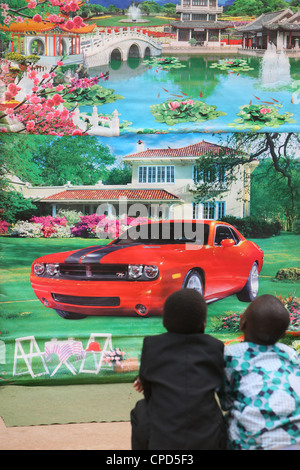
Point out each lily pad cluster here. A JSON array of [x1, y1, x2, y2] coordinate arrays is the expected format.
[[57, 85, 124, 109], [210, 59, 254, 73], [150, 99, 226, 126], [228, 103, 296, 130], [143, 56, 186, 70]]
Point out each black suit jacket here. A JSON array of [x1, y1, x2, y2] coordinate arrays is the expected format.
[[139, 332, 226, 450]]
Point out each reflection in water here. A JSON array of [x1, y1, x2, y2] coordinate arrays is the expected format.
[[261, 43, 291, 88]]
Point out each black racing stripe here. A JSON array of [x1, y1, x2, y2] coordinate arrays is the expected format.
[[65, 245, 104, 263], [65, 244, 133, 264]]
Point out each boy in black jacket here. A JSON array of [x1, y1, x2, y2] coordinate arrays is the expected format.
[[131, 288, 226, 450]]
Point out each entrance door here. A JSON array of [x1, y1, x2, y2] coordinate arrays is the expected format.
[[178, 29, 190, 42], [193, 31, 206, 45]]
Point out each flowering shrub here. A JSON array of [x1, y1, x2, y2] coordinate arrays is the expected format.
[[30, 215, 67, 227], [228, 103, 296, 131], [211, 295, 300, 335], [150, 99, 226, 126], [102, 348, 126, 367], [0, 220, 10, 234], [71, 214, 106, 238], [10, 221, 43, 238]]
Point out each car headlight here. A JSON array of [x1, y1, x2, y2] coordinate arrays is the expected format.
[[144, 265, 159, 279], [128, 264, 144, 279], [128, 264, 159, 280], [46, 263, 59, 276], [34, 263, 45, 276], [33, 262, 59, 277]]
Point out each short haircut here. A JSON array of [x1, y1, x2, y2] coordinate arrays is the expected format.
[[243, 294, 290, 345], [163, 289, 207, 334]]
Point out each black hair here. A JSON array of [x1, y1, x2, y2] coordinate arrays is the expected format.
[[163, 289, 207, 334], [241, 294, 290, 345]]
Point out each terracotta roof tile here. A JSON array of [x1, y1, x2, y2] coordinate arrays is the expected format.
[[125, 140, 237, 159], [42, 189, 180, 201]]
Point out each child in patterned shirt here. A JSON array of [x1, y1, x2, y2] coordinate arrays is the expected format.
[[219, 294, 300, 450]]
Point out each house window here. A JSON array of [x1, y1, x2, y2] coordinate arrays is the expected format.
[[208, 29, 219, 41], [192, 14, 207, 20], [138, 166, 175, 183], [193, 201, 225, 219], [209, 0, 217, 7], [209, 14, 216, 21], [192, 0, 207, 5], [192, 165, 226, 183], [182, 13, 190, 20]]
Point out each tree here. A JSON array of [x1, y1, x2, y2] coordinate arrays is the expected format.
[[251, 158, 300, 230], [103, 163, 132, 185], [227, 0, 289, 16], [0, 134, 116, 186], [191, 133, 300, 230]]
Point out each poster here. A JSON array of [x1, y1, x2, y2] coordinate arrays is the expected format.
[[0, 0, 299, 386]]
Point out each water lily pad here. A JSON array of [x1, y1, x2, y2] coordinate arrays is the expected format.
[[227, 103, 296, 130], [150, 99, 226, 126]]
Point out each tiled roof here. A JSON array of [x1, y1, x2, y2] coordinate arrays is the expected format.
[[125, 140, 236, 159], [238, 9, 293, 32], [0, 19, 96, 34], [42, 189, 180, 201], [171, 20, 231, 30]]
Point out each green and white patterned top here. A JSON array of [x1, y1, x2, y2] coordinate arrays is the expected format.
[[219, 342, 300, 450]]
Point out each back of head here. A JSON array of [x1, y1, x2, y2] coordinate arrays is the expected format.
[[241, 294, 290, 345], [163, 289, 207, 334]]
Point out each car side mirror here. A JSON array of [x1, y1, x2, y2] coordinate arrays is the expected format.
[[221, 238, 235, 247]]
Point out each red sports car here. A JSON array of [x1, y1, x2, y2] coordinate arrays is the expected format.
[[30, 220, 264, 319]]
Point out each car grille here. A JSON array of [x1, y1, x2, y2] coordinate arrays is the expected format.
[[52, 293, 120, 307], [58, 264, 128, 280]]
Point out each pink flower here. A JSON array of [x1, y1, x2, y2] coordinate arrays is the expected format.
[[8, 83, 21, 96], [42, 73, 50, 80], [45, 98, 54, 108], [55, 84, 64, 92], [28, 70, 37, 80], [73, 16, 84, 27], [56, 60, 64, 66], [29, 94, 41, 104], [4, 15, 11, 24], [72, 129, 82, 135], [33, 14, 42, 23], [27, 0, 37, 9], [26, 120, 35, 131], [52, 93, 64, 106], [168, 101, 180, 110], [260, 108, 271, 114], [16, 16, 23, 23], [4, 91, 13, 101], [64, 20, 74, 30], [0, 4, 9, 11]]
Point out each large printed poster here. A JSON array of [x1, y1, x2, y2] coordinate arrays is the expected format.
[[0, 0, 299, 386]]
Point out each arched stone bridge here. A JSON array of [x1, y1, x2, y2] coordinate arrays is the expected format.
[[81, 28, 162, 67]]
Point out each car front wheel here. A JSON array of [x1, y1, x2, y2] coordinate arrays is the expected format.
[[55, 309, 87, 320], [237, 262, 259, 302], [183, 270, 204, 295]]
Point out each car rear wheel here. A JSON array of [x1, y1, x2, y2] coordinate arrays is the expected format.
[[183, 270, 204, 295], [237, 262, 259, 302], [55, 309, 87, 320]]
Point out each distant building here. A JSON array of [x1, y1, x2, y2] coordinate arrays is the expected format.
[[171, 0, 230, 46], [238, 9, 300, 52], [11, 140, 258, 221]]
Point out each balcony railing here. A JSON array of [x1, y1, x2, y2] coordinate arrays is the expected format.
[[176, 4, 223, 13]]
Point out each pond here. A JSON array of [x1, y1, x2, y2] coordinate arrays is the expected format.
[[80, 53, 300, 135]]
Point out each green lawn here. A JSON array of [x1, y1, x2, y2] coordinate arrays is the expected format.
[[0, 233, 299, 385]]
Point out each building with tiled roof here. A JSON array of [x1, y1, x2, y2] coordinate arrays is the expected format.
[[0, 18, 97, 66], [13, 139, 257, 221], [237, 8, 300, 52]]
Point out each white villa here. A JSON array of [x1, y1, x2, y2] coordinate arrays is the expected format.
[[10, 139, 258, 222]]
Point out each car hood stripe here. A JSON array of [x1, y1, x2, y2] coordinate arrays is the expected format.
[[65, 244, 133, 264]]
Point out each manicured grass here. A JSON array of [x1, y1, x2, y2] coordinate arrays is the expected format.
[[0, 233, 299, 384]]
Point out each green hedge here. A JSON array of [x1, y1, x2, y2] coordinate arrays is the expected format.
[[221, 216, 281, 238]]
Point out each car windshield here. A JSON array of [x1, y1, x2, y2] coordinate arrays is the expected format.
[[113, 222, 209, 245]]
